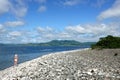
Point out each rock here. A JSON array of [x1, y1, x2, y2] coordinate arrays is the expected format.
[[0, 48, 120, 80]]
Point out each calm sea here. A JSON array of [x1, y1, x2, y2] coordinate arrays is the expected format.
[[0, 45, 89, 70]]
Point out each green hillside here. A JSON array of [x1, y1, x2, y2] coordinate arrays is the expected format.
[[91, 35, 120, 49], [0, 40, 95, 47], [38, 40, 81, 46]]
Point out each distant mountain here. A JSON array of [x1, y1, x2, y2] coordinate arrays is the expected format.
[[27, 40, 96, 47], [38, 40, 82, 46], [0, 40, 96, 47]]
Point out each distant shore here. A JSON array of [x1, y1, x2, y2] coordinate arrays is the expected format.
[[0, 48, 120, 80]]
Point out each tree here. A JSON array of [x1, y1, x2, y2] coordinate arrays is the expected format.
[[91, 35, 120, 49]]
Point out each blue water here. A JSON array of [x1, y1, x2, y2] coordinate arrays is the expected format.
[[0, 46, 89, 70]]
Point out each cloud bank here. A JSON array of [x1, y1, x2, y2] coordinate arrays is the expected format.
[[4, 21, 25, 27], [98, 0, 120, 20], [0, 22, 120, 43]]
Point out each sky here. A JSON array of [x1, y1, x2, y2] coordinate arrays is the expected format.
[[0, 0, 120, 43]]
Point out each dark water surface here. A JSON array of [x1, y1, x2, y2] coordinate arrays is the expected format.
[[0, 46, 89, 70]]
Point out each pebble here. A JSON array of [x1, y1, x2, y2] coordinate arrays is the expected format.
[[0, 48, 120, 80]]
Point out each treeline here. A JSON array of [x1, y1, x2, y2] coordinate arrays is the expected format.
[[91, 35, 120, 49]]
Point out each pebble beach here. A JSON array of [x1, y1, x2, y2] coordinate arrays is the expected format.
[[0, 48, 120, 80]]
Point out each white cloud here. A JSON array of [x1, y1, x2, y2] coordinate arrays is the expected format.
[[0, 0, 11, 14], [12, 7, 27, 18], [35, 23, 120, 42], [0, 0, 27, 18], [0, 24, 6, 33], [36, 0, 47, 13], [4, 21, 25, 27], [0, 30, 23, 43], [98, 0, 120, 20], [62, 23, 120, 42], [63, 0, 81, 6], [37, 26, 60, 42], [37, 27, 45, 32], [59, 32, 72, 38], [10, 0, 28, 18], [0, 21, 25, 43], [37, 26, 53, 34], [0, 22, 120, 43], [65, 25, 86, 34], [9, 31, 22, 37], [65, 23, 120, 37], [38, 6, 46, 12]]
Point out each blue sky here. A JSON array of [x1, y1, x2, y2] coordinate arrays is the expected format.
[[0, 0, 120, 43]]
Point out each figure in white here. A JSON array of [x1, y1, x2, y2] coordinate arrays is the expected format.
[[14, 54, 18, 66]]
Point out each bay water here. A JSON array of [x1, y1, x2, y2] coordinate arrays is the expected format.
[[0, 45, 89, 70]]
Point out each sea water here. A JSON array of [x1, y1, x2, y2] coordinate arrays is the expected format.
[[0, 45, 89, 70]]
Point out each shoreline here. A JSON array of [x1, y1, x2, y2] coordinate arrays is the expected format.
[[0, 48, 89, 71], [0, 48, 120, 80]]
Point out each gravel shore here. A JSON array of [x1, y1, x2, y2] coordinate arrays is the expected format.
[[0, 48, 120, 80]]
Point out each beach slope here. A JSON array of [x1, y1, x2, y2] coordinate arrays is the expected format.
[[0, 49, 120, 80]]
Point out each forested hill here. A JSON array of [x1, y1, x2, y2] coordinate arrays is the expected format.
[[39, 40, 81, 46], [28, 40, 95, 46], [0, 40, 95, 47], [91, 35, 120, 49]]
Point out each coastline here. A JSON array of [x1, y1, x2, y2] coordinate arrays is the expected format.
[[0, 48, 89, 71], [0, 48, 120, 80]]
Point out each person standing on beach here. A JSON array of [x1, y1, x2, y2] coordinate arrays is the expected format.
[[14, 54, 18, 66]]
